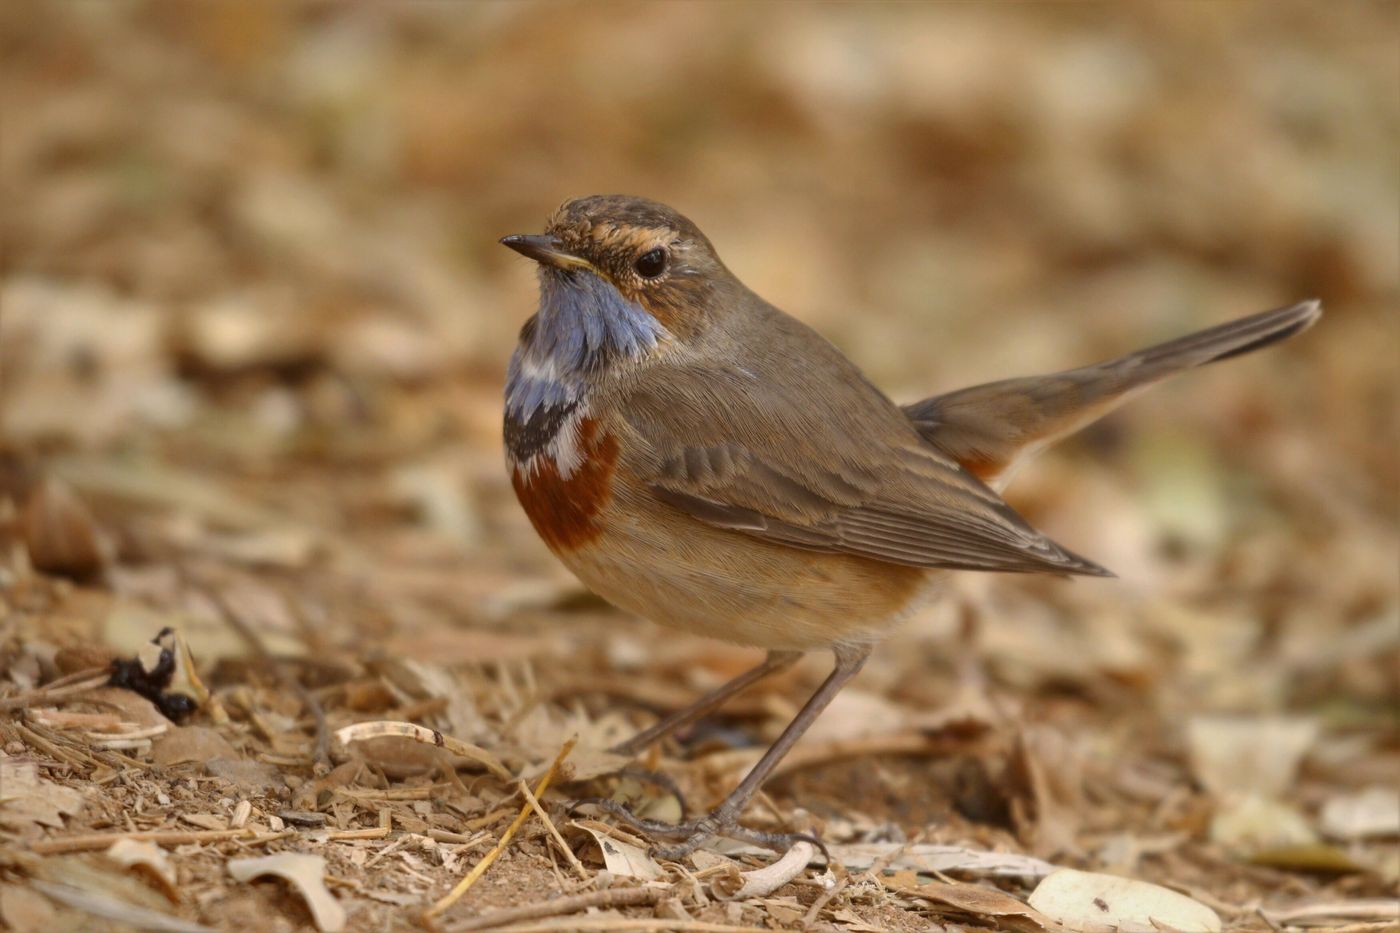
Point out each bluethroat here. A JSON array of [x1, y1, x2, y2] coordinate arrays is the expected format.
[[501, 194, 1320, 858]]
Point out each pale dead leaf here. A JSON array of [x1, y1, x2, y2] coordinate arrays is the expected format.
[[227, 853, 345, 932], [151, 726, 238, 767], [28, 881, 211, 933], [804, 689, 906, 742], [1028, 868, 1221, 933], [883, 873, 1056, 931], [106, 839, 179, 902], [577, 824, 663, 880], [1319, 786, 1400, 841], [1187, 715, 1317, 799], [1007, 727, 1084, 857], [0, 759, 84, 830], [723, 841, 1059, 879], [1210, 793, 1316, 853], [0, 884, 58, 933]]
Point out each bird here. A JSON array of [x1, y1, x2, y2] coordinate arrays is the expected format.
[[499, 194, 1321, 858]]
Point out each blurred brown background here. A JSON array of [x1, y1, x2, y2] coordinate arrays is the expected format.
[[0, 1, 1396, 926]]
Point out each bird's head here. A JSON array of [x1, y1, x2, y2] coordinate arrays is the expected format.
[[501, 195, 732, 345]]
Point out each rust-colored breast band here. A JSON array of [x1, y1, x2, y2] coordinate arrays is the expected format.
[[511, 418, 619, 551]]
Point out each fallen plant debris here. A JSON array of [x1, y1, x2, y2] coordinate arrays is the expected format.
[[1, 2, 1395, 931]]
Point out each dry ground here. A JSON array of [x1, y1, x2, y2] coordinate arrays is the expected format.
[[1, 2, 1396, 931]]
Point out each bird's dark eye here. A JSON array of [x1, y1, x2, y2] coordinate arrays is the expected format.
[[634, 247, 667, 279]]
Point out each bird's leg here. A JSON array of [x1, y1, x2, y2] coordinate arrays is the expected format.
[[610, 649, 802, 756], [592, 643, 870, 860]]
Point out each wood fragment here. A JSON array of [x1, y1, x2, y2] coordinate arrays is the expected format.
[[325, 827, 392, 841]]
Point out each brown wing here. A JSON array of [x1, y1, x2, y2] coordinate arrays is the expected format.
[[903, 300, 1321, 490], [614, 310, 1110, 577]]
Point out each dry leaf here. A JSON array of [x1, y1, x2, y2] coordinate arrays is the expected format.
[[0, 759, 84, 830], [1210, 792, 1316, 853], [1186, 715, 1318, 799], [0, 884, 58, 933], [804, 689, 906, 742], [21, 477, 104, 579], [723, 841, 1060, 878], [152, 726, 238, 766], [883, 873, 1056, 931], [227, 854, 346, 932], [1319, 786, 1400, 841], [27, 880, 212, 933], [577, 824, 663, 880], [1007, 727, 1084, 857], [1028, 868, 1221, 933], [106, 839, 180, 903]]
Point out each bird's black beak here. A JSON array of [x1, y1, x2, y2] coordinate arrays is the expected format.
[[499, 234, 593, 271]]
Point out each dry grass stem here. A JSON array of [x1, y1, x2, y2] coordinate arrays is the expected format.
[[423, 737, 577, 922], [517, 776, 589, 880]]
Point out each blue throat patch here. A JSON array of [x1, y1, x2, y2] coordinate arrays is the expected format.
[[504, 269, 665, 463]]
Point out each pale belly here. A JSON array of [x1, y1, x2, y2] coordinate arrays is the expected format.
[[551, 498, 937, 652]]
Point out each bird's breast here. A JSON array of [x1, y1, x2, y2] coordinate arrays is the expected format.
[[508, 412, 620, 552]]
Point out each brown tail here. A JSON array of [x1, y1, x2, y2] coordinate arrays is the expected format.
[[903, 300, 1322, 490]]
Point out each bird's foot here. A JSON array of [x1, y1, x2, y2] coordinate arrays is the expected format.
[[613, 766, 689, 817], [576, 797, 827, 862]]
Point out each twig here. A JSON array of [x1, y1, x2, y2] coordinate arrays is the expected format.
[[0, 671, 111, 711], [32, 827, 287, 854], [422, 737, 576, 923], [447, 887, 662, 932], [517, 777, 589, 880], [428, 829, 489, 845], [326, 827, 392, 841], [15, 722, 101, 768]]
